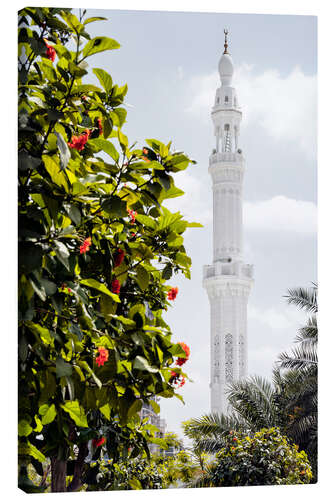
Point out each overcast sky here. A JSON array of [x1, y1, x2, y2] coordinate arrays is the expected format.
[[77, 8, 317, 440]]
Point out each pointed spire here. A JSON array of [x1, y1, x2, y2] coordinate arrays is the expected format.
[[223, 28, 229, 54]]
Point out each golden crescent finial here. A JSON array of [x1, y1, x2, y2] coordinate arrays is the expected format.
[[223, 28, 229, 54]]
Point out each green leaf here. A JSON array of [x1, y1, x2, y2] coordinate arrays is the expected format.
[[26, 322, 52, 345], [79, 361, 102, 389], [148, 399, 160, 414], [56, 357, 73, 378], [101, 196, 127, 217], [136, 265, 149, 291], [54, 240, 70, 270], [99, 403, 111, 420], [90, 138, 119, 161], [39, 404, 57, 425], [43, 155, 69, 192], [162, 264, 172, 280], [169, 344, 187, 356], [175, 252, 192, 267], [80, 278, 121, 302], [39, 278, 57, 296], [128, 399, 142, 419], [187, 221, 203, 228], [61, 400, 88, 427], [74, 84, 101, 94], [82, 37, 120, 59], [64, 203, 81, 226], [100, 294, 117, 321], [18, 420, 33, 437], [113, 107, 127, 127], [55, 132, 70, 171], [162, 185, 185, 199], [135, 214, 157, 230], [19, 442, 46, 463], [133, 356, 159, 373], [128, 478, 142, 490], [83, 16, 108, 25], [93, 68, 113, 93], [18, 151, 41, 171]]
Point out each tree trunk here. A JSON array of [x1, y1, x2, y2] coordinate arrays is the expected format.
[[51, 456, 67, 492], [67, 443, 89, 492]]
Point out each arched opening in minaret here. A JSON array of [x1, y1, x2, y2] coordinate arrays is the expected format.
[[224, 124, 231, 152]]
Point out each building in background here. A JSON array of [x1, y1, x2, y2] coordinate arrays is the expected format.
[[203, 31, 254, 414]]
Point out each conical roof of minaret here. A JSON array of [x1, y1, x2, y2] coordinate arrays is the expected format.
[[218, 29, 234, 86]]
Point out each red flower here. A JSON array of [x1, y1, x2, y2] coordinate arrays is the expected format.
[[114, 248, 125, 268], [175, 342, 190, 366], [111, 279, 121, 294], [44, 40, 56, 62], [170, 371, 186, 388], [68, 129, 91, 151], [97, 118, 103, 136], [80, 237, 92, 254], [142, 147, 151, 162], [167, 287, 178, 301], [232, 437, 238, 442], [95, 346, 109, 367], [127, 208, 137, 224], [92, 436, 106, 448]]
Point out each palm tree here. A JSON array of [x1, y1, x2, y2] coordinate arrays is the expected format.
[[276, 284, 318, 478], [183, 284, 318, 481]]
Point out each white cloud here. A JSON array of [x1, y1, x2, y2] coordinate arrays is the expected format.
[[177, 65, 184, 80], [244, 195, 317, 234], [248, 304, 305, 331], [186, 65, 317, 159], [164, 170, 212, 224]]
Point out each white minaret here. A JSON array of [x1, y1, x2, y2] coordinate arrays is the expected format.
[[203, 30, 254, 414]]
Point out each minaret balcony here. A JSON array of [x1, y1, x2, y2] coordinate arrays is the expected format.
[[209, 152, 243, 165], [203, 261, 254, 280]]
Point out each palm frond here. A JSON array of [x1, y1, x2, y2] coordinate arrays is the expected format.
[[295, 315, 317, 344], [285, 285, 317, 314], [227, 375, 277, 429], [278, 345, 317, 371], [182, 412, 243, 441]]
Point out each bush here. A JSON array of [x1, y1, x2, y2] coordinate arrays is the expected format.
[[204, 428, 312, 487]]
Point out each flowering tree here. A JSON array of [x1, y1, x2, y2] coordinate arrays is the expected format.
[[18, 7, 199, 492]]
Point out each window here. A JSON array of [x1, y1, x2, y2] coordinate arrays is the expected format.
[[225, 334, 233, 382], [224, 124, 230, 131], [225, 95, 229, 103], [216, 97, 220, 104]]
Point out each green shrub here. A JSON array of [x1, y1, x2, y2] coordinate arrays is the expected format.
[[205, 427, 312, 487]]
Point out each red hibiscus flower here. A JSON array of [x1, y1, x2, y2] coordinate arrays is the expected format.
[[92, 436, 106, 448], [97, 118, 103, 136], [169, 371, 186, 388], [95, 346, 109, 367], [68, 129, 91, 151], [80, 237, 92, 254], [127, 208, 137, 224], [175, 342, 190, 366], [44, 39, 56, 62], [167, 287, 178, 301], [111, 279, 121, 294], [114, 248, 125, 267]]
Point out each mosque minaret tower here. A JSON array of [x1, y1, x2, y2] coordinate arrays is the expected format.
[[203, 30, 254, 414]]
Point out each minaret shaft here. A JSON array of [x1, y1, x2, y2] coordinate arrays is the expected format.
[[203, 35, 254, 414]]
